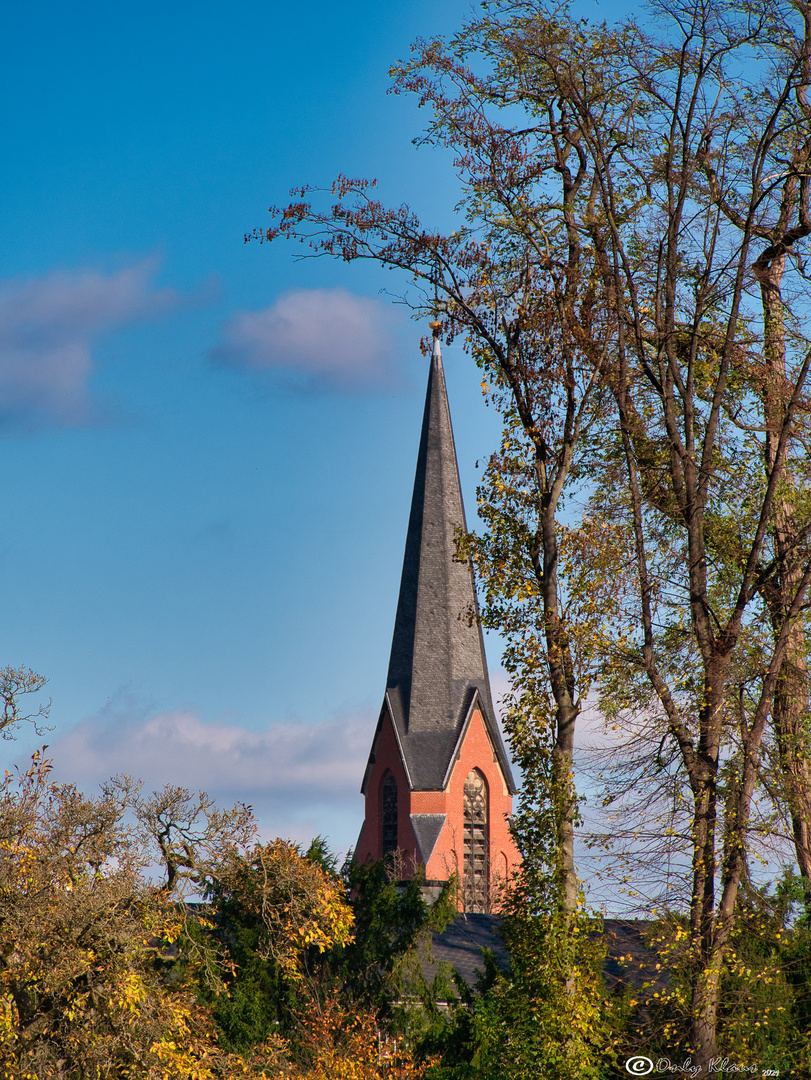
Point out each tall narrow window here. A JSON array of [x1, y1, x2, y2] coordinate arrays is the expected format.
[[382, 772, 398, 857], [463, 769, 489, 913]]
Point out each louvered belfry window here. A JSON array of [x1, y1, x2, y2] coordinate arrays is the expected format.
[[463, 769, 489, 912], [382, 772, 398, 857]]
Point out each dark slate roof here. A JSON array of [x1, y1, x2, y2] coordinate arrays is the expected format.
[[600, 919, 669, 992], [410, 813, 447, 864], [425, 914, 510, 987], [376, 333, 516, 794], [424, 915, 665, 993]]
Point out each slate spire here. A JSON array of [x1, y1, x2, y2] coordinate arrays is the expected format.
[[383, 325, 516, 793]]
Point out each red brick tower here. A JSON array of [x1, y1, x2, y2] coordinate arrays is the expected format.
[[354, 324, 520, 911]]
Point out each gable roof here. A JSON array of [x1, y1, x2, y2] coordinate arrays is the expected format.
[[423, 916, 665, 994], [372, 330, 516, 794]]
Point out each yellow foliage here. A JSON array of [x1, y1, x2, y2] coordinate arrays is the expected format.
[[216, 840, 354, 979], [291, 994, 429, 1080]]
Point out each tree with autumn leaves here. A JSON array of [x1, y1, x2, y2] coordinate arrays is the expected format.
[[0, 749, 432, 1079], [6, 0, 811, 1072], [257, 0, 811, 1070]]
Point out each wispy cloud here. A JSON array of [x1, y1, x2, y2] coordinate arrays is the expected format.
[[0, 260, 181, 431], [46, 692, 371, 851], [212, 287, 400, 390]]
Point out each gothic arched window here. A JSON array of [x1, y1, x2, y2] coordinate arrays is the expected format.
[[381, 772, 398, 857], [463, 769, 489, 913]]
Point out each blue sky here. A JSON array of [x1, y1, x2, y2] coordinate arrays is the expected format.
[[1, 0, 628, 856]]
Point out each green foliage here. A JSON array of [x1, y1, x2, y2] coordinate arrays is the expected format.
[[339, 859, 456, 1016], [305, 834, 340, 875], [707, 883, 811, 1072], [604, 890, 811, 1073], [196, 846, 459, 1065], [198, 838, 354, 1056], [197, 891, 289, 1053], [421, 911, 609, 1080]]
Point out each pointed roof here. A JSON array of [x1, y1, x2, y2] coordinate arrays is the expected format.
[[376, 328, 516, 794]]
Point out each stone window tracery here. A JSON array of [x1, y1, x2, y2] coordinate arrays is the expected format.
[[463, 769, 489, 913]]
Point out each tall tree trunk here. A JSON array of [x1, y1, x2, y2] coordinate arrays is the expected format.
[[773, 644, 811, 888], [759, 253, 811, 893], [530, 460, 580, 919]]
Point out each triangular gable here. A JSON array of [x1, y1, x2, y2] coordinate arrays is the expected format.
[[441, 687, 517, 794], [360, 696, 413, 795], [378, 683, 516, 795]]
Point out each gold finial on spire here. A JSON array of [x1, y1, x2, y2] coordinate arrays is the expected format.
[[428, 319, 443, 359]]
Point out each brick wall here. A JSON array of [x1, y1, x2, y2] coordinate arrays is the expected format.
[[356, 705, 522, 908]]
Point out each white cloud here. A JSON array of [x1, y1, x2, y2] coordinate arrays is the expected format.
[[212, 287, 399, 389], [0, 260, 180, 430], [46, 694, 372, 852]]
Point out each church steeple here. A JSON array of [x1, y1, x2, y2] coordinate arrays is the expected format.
[[382, 325, 515, 793], [356, 325, 519, 907]]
